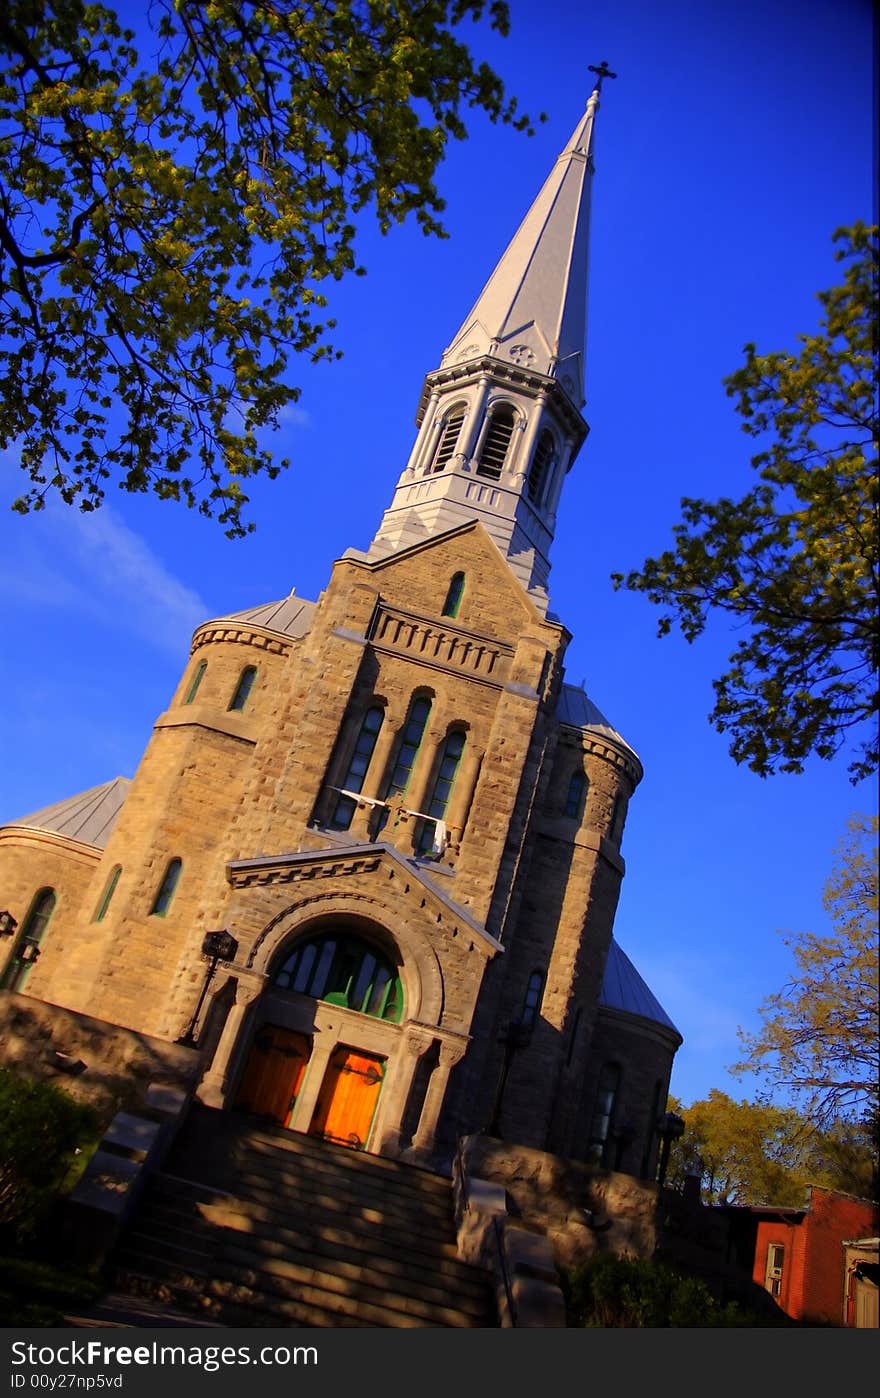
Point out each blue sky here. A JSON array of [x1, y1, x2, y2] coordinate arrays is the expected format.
[[0, 0, 876, 1112]]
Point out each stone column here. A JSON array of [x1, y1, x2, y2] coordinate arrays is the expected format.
[[407, 1037, 468, 1158], [457, 376, 490, 466], [288, 1029, 339, 1136], [197, 974, 265, 1108], [372, 1029, 436, 1156]]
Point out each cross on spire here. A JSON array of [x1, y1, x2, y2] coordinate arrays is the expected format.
[[588, 60, 617, 94]]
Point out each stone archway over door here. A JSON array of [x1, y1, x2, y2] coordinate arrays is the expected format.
[[309, 1045, 385, 1150], [235, 1025, 311, 1127]]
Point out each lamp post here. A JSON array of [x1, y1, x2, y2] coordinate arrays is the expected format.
[[177, 929, 239, 1047], [656, 1110, 685, 1188], [0, 911, 18, 937], [487, 1019, 532, 1137]]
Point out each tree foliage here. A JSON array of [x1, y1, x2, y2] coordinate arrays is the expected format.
[[732, 814, 879, 1131], [561, 1251, 757, 1328], [667, 1089, 876, 1207], [613, 224, 879, 782], [0, 0, 534, 536]]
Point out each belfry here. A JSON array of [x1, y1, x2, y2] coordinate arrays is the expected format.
[[1, 80, 681, 1178]]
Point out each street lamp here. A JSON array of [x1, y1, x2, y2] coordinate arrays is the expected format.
[[656, 1110, 685, 1188], [176, 929, 239, 1047], [487, 1019, 532, 1137]]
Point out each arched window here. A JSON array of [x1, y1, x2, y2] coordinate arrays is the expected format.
[[0, 888, 56, 991], [432, 408, 465, 472], [184, 660, 207, 705], [228, 665, 257, 712], [587, 1062, 621, 1165], [476, 406, 516, 480], [93, 865, 122, 923], [274, 931, 403, 1023], [416, 729, 466, 854], [521, 970, 544, 1030], [441, 572, 465, 619], [150, 858, 182, 917], [382, 697, 432, 801], [564, 770, 587, 819], [527, 428, 556, 505], [331, 705, 385, 831]]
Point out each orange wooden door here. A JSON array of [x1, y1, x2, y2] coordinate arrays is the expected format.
[[309, 1046, 385, 1150], [235, 1026, 311, 1126]]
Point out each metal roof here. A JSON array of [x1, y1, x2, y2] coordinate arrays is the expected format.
[[555, 683, 639, 763], [216, 592, 316, 639], [600, 938, 681, 1037], [6, 776, 131, 849]]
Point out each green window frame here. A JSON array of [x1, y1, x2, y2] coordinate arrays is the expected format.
[[274, 932, 404, 1023], [150, 858, 182, 917], [184, 660, 207, 705], [0, 887, 56, 991], [94, 865, 122, 923], [331, 705, 385, 831], [228, 665, 257, 712], [441, 572, 465, 619], [416, 729, 466, 853], [382, 697, 432, 801]]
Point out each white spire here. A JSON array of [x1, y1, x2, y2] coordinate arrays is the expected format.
[[440, 88, 600, 408], [361, 85, 607, 613]]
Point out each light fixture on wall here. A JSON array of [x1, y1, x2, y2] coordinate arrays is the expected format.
[[17, 938, 41, 965], [656, 1110, 686, 1188], [0, 911, 18, 937], [177, 929, 239, 1048]]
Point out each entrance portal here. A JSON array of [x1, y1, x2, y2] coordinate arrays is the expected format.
[[309, 1045, 386, 1151], [235, 1025, 311, 1127]]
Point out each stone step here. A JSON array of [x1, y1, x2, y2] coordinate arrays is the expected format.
[[119, 1198, 490, 1310]]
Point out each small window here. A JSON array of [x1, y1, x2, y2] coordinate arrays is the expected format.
[[94, 865, 122, 923], [587, 1062, 620, 1166], [150, 858, 182, 917], [527, 429, 556, 505], [0, 887, 56, 991], [331, 705, 385, 831], [382, 697, 432, 801], [476, 406, 516, 480], [416, 729, 466, 853], [765, 1244, 785, 1298], [521, 971, 544, 1030], [611, 794, 627, 844], [184, 661, 207, 705], [564, 770, 587, 819], [228, 665, 257, 712], [433, 409, 465, 472], [441, 572, 465, 619]]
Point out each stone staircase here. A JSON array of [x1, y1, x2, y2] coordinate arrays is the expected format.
[[105, 1103, 496, 1328]]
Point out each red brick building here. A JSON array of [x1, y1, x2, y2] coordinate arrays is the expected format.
[[750, 1187, 878, 1325]]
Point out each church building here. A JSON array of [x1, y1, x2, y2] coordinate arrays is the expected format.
[[0, 81, 681, 1180]]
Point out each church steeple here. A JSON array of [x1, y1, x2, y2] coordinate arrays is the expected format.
[[363, 81, 608, 614]]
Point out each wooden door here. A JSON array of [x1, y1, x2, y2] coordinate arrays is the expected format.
[[235, 1026, 311, 1127], [309, 1046, 385, 1151]]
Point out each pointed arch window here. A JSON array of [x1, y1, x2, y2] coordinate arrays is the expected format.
[[527, 428, 556, 505], [416, 729, 466, 853], [432, 408, 466, 472], [93, 865, 122, 923], [564, 770, 588, 819], [382, 696, 432, 801], [228, 665, 257, 712], [587, 1062, 621, 1166], [275, 931, 403, 1023], [184, 661, 207, 705], [441, 572, 465, 619], [150, 858, 182, 917], [476, 405, 516, 480], [331, 705, 385, 830], [1, 888, 56, 991]]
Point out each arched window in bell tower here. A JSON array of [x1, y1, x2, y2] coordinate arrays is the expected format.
[[432, 406, 466, 473], [476, 405, 516, 480], [527, 428, 556, 505]]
